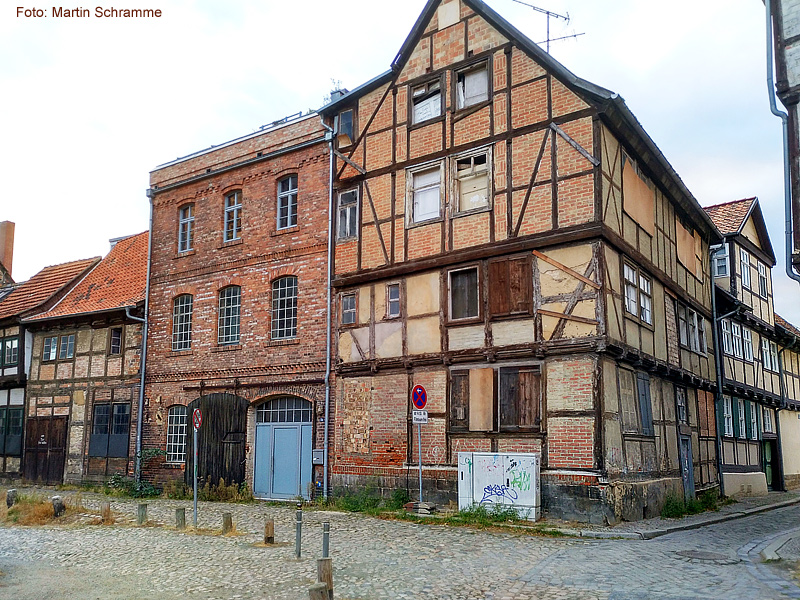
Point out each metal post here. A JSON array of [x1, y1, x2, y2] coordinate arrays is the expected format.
[[322, 522, 330, 558], [193, 426, 199, 528], [295, 502, 303, 559], [417, 422, 423, 503]]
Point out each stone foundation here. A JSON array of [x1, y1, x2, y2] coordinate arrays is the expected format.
[[722, 471, 768, 497]]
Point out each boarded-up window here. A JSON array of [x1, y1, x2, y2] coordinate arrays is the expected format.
[[450, 371, 470, 431], [619, 369, 639, 433], [456, 152, 489, 212], [489, 256, 532, 317], [499, 367, 540, 431], [622, 153, 655, 236], [469, 368, 494, 431]]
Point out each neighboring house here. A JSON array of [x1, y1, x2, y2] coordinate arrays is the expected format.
[[774, 313, 800, 490], [0, 256, 99, 481], [705, 198, 786, 496], [143, 113, 331, 500], [320, 0, 720, 522], [21, 232, 147, 484], [0, 221, 14, 288]]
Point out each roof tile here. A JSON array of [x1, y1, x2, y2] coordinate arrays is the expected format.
[[776, 313, 800, 338], [703, 198, 755, 235]]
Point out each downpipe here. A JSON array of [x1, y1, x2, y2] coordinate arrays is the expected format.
[[320, 116, 335, 499]]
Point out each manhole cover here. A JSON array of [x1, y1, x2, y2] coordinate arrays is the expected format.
[[675, 550, 739, 565]]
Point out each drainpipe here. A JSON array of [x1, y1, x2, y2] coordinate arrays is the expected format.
[[134, 193, 155, 482], [320, 116, 335, 499], [766, 0, 800, 286]]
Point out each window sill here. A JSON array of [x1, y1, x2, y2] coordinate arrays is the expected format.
[[219, 238, 243, 249], [623, 312, 654, 331], [406, 216, 443, 230], [408, 114, 445, 132], [175, 250, 196, 259], [170, 350, 194, 357], [272, 226, 299, 237], [336, 236, 358, 245], [453, 99, 491, 118], [451, 205, 491, 219], [212, 344, 241, 353], [269, 338, 299, 346], [447, 316, 482, 326], [163, 462, 185, 469]]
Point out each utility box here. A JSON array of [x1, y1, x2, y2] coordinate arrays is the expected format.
[[457, 452, 541, 520], [311, 449, 324, 465]]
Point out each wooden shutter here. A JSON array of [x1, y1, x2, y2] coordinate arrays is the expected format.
[[499, 367, 539, 431], [619, 369, 638, 433], [450, 371, 469, 431], [489, 260, 509, 316], [636, 372, 654, 436], [489, 256, 531, 317]]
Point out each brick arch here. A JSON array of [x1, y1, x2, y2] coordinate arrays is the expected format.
[[270, 268, 298, 282], [250, 391, 316, 408], [274, 168, 300, 181], [216, 277, 244, 291], [221, 182, 244, 195], [170, 285, 198, 298]]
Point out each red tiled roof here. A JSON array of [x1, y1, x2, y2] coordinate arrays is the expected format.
[[703, 198, 755, 235], [0, 257, 100, 320], [26, 232, 148, 321], [776, 313, 800, 338]]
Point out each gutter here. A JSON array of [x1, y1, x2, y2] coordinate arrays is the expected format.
[[766, 0, 800, 285], [320, 116, 335, 499]]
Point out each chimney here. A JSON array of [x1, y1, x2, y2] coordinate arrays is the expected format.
[[330, 88, 349, 102], [0, 221, 14, 277]]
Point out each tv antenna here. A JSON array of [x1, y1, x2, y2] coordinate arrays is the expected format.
[[512, 0, 585, 53]]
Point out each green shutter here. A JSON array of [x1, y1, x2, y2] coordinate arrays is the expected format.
[[744, 400, 751, 439], [732, 398, 740, 438]]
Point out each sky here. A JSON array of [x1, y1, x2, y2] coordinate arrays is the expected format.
[[2, 0, 797, 322]]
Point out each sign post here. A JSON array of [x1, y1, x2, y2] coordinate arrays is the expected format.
[[192, 408, 202, 528], [411, 385, 427, 503]]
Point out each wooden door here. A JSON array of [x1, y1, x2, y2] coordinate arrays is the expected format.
[[23, 416, 68, 484], [185, 394, 248, 487]]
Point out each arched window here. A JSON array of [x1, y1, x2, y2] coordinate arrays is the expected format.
[[224, 191, 242, 241], [172, 294, 193, 351], [166, 405, 188, 463], [277, 175, 298, 229], [256, 397, 312, 423], [218, 286, 241, 345], [271, 276, 297, 340], [178, 204, 195, 252]]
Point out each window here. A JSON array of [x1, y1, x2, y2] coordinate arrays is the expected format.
[[762, 338, 772, 370], [450, 371, 470, 430], [750, 401, 759, 440], [740, 249, 751, 289], [217, 286, 241, 345], [449, 267, 479, 321], [456, 62, 489, 109], [624, 264, 652, 325], [386, 284, 401, 318], [58, 334, 75, 360], [0, 407, 23, 456], [272, 276, 298, 340], [2, 337, 18, 366], [277, 175, 298, 230], [455, 151, 489, 212], [731, 322, 743, 358], [42, 336, 57, 361], [763, 406, 774, 434], [411, 79, 441, 124], [178, 204, 194, 253], [499, 367, 541, 431], [337, 189, 359, 240], [341, 293, 356, 325], [488, 256, 531, 317], [337, 109, 355, 145], [770, 341, 780, 372], [723, 397, 733, 436], [737, 399, 746, 439], [257, 397, 313, 423], [109, 327, 122, 356], [758, 262, 768, 296], [619, 369, 654, 435], [743, 328, 754, 361], [89, 402, 130, 457], [676, 386, 688, 424], [410, 165, 441, 223], [172, 294, 193, 351], [166, 405, 188, 463], [712, 243, 729, 277], [721, 320, 732, 355], [679, 305, 704, 353], [224, 191, 242, 242]]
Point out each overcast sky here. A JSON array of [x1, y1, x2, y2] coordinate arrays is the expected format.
[[2, 0, 797, 322]]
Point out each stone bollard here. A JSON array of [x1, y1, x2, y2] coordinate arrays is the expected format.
[[317, 557, 333, 600], [137, 503, 147, 525], [322, 522, 330, 558], [295, 503, 303, 559], [52, 496, 66, 518], [101, 502, 111, 522], [6, 488, 17, 508], [222, 512, 233, 534], [308, 583, 328, 600], [264, 518, 275, 544], [176, 508, 186, 530]]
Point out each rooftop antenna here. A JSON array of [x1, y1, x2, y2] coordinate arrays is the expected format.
[[512, 0, 584, 53]]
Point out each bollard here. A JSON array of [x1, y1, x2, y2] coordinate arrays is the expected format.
[[137, 503, 147, 525], [52, 496, 66, 518], [222, 512, 233, 534], [317, 557, 334, 600], [322, 522, 330, 558], [308, 582, 328, 600], [295, 502, 303, 559], [264, 518, 275, 544], [6, 488, 17, 508], [176, 508, 186, 530], [101, 502, 111, 522]]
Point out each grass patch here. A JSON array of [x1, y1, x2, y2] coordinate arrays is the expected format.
[[161, 478, 254, 503], [0, 490, 96, 526], [661, 490, 724, 519]]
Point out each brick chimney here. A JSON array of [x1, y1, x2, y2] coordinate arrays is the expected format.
[[0, 221, 15, 277]]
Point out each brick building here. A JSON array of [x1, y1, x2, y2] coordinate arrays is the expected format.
[[143, 113, 332, 499], [22, 232, 147, 484], [321, 0, 721, 522]]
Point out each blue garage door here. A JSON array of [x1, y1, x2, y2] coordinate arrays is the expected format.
[[253, 397, 313, 500]]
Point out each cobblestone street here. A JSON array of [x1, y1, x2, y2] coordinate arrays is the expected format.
[[1, 491, 800, 599]]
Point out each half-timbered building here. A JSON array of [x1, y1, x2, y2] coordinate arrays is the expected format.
[[321, 0, 720, 522], [774, 313, 800, 490], [21, 232, 147, 484], [143, 113, 331, 500]]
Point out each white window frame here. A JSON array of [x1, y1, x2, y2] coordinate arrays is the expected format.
[[639, 274, 652, 325], [712, 243, 729, 277], [723, 396, 733, 437], [386, 283, 401, 319], [337, 189, 359, 241], [737, 399, 746, 439], [456, 61, 489, 109], [454, 148, 491, 213], [165, 405, 188, 464], [743, 328, 754, 362], [178, 204, 194, 253], [277, 175, 298, 230], [411, 79, 442, 124], [770, 341, 780, 373], [407, 162, 443, 225], [42, 336, 58, 361], [731, 322, 743, 358], [224, 191, 242, 242], [341, 292, 357, 325], [624, 264, 638, 317], [763, 406, 774, 434], [740, 249, 751, 289], [750, 401, 759, 440], [758, 262, 768, 297], [721, 319, 732, 355]]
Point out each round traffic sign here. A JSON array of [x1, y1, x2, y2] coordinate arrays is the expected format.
[[192, 408, 203, 430], [411, 385, 427, 409]]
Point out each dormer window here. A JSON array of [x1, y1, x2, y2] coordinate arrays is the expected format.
[[411, 80, 442, 124], [456, 62, 489, 109]]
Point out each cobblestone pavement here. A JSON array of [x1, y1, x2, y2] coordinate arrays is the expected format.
[[1, 489, 800, 599]]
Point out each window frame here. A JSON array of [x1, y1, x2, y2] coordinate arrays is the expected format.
[[277, 175, 298, 230], [386, 283, 401, 319], [453, 147, 492, 215], [340, 292, 357, 326], [0, 406, 23, 456], [178, 203, 195, 253], [336, 108, 356, 147], [455, 60, 490, 110], [217, 285, 242, 346], [623, 262, 652, 325], [758, 262, 768, 297], [448, 265, 481, 323], [743, 328, 754, 362], [1, 336, 19, 367], [58, 334, 75, 360], [712, 243, 729, 277], [409, 77, 443, 126], [750, 401, 759, 440], [165, 405, 188, 464], [723, 396, 734, 437], [108, 327, 123, 356], [737, 398, 746, 439], [731, 322, 743, 359], [740, 249, 751, 289], [488, 254, 532, 318], [763, 406, 775, 434], [336, 188, 359, 241], [721, 319, 732, 355], [407, 162, 444, 225], [88, 401, 131, 458], [676, 386, 688, 425], [171, 294, 194, 351], [271, 276, 298, 340], [224, 190, 242, 242], [42, 335, 58, 362]]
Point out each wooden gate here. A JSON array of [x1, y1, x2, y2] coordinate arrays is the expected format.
[[185, 393, 248, 487], [23, 416, 68, 484]]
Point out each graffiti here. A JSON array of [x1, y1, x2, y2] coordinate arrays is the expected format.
[[481, 484, 518, 504], [427, 445, 443, 465], [508, 469, 531, 491], [458, 454, 473, 473]]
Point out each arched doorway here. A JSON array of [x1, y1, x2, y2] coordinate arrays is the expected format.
[[253, 396, 313, 499], [185, 393, 248, 488]]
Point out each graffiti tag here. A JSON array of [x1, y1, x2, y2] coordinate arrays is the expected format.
[[508, 469, 531, 491], [481, 484, 518, 504]]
